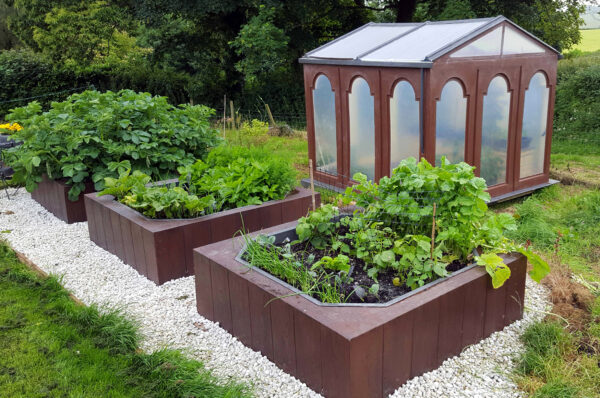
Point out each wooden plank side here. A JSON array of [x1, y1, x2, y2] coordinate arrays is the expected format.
[[91, 199, 107, 249], [210, 260, 233, 332], [349, 326, 383, 398], [248, 283, 274, 361], [320, 328, 350, 398], [484, 279, 507, 337], [119, 216, 136, 267], [270, 299, 297, 375], [258, 202, 283, 230], [84, 196, 98, 243], [210, 213, 243, 243], [294, 311, 322, 393], [130, 222, 146, 275], [193, 250, 214, 321], [154, 228, 186, 283], [183, 221, 212, 276], [382, 311, 414, 396], [504, 255, 527, 326], [437, 287, 466, 363], [410, 298, 440, 378], [461, 276, 487, 347], [141, 228, 158, 283], [228, 271, 252, 346], [101, 201, 115, 254], [109, 210, 126, 261]]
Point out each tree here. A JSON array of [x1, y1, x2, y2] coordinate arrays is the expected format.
[[354, 0, 587, 50], [31, 1, 138, 68], [230, 5, 289, 86]]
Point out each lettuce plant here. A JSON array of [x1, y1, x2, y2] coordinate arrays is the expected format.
[[99, 147, 296, 219]]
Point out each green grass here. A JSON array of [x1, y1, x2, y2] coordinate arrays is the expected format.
[[224, 128, 309, 182], [499, 123, 600, 396], [516, 321, 600, 398], [0, 242, 251, 398], [573, 29, 600, 53], [504, 184, 600, 281]]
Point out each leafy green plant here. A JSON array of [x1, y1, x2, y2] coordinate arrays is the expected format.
[[245, 158, 549, 304], [295, 204, 339, 249], [178, 147, 296, 211], [99, 146, 296, 219], [311, 254, 350, 274], [6, 89, 221, 200]]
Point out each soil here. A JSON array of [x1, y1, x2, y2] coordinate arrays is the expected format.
[[245, 226, 470, 304]]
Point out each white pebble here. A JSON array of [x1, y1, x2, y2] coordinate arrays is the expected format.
[[0, 191, 551, 397]]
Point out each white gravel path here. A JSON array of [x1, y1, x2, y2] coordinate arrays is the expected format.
[[0, 190, 551, 398]]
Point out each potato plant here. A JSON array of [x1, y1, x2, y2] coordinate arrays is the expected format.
[[5, 90, 221, 200], [247, 158, 550, 303]]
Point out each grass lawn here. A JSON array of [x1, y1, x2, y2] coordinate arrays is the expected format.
[[224, 128, 309, 181], [573, 29, 600, 52], [492, 136, 600, 397], [0, 242, 251, 398]]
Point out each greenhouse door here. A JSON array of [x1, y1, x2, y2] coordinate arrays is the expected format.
[[474, 69, 520, 198]]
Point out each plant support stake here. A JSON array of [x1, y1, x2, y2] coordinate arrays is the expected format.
[[430, 202, 436, 260], [222, 95, 226, 138], [309, 159, 316, 211]]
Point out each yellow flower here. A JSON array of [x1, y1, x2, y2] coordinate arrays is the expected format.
[[0, 122, 23, 132]]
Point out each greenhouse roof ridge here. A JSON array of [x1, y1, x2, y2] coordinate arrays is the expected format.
[[299, 15, 560, 68]]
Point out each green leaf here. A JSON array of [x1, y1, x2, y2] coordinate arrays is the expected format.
[[517, 248, 550, 283], [31, 156, 41, 167], [476, 253, 511, 289]]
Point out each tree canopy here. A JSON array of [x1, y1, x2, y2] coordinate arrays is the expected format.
[[0, 0, 588, 114]]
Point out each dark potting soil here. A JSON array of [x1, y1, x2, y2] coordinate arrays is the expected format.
[[244, 228, 470, 304]]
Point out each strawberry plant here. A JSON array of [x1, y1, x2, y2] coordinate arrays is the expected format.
[[5, 90, 221, 200]]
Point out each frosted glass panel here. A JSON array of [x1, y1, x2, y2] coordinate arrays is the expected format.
[[503, 26, 545, 55], [520, 73, 549, 178], [390, 81, 419, 171], [451, 26, 502, 58], [435, 80, 466, 165], [349, 77, 375, 180], [481, 77, 511, 186], [312, 75, 337, 175]]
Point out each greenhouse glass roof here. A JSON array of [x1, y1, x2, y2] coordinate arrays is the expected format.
[[300, 16, 559, 68]]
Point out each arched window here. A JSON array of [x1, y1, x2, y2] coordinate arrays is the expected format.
[[520, 72, 549, 178], [349, 77, 375, 180], [390, 81, 419, 172], [481, 76, 511, 186], [435, 79, 467, 165], [312, 75, 337, 175]]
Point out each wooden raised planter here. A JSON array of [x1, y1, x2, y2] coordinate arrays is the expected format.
[[31, 175, 95, 224], [193, 221, 527, 398], [85, 187, 319, 285]]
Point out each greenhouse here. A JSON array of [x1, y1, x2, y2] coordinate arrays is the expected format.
[[300, 15, 560, 201]]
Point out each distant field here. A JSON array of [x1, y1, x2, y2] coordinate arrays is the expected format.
[[574, 29, 600, 52]]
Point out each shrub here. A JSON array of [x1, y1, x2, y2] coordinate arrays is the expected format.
[[555, 51, 600, 138], [6, 89, 221, 200], [99, 146, 296, 219], [0, 49, 76, 118], [0, 49, 199, 119]]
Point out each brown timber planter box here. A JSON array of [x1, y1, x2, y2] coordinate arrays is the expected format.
[[85, 187, 319, 285], [31, 175, 95, 224], [193, 221, 528, 398]]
